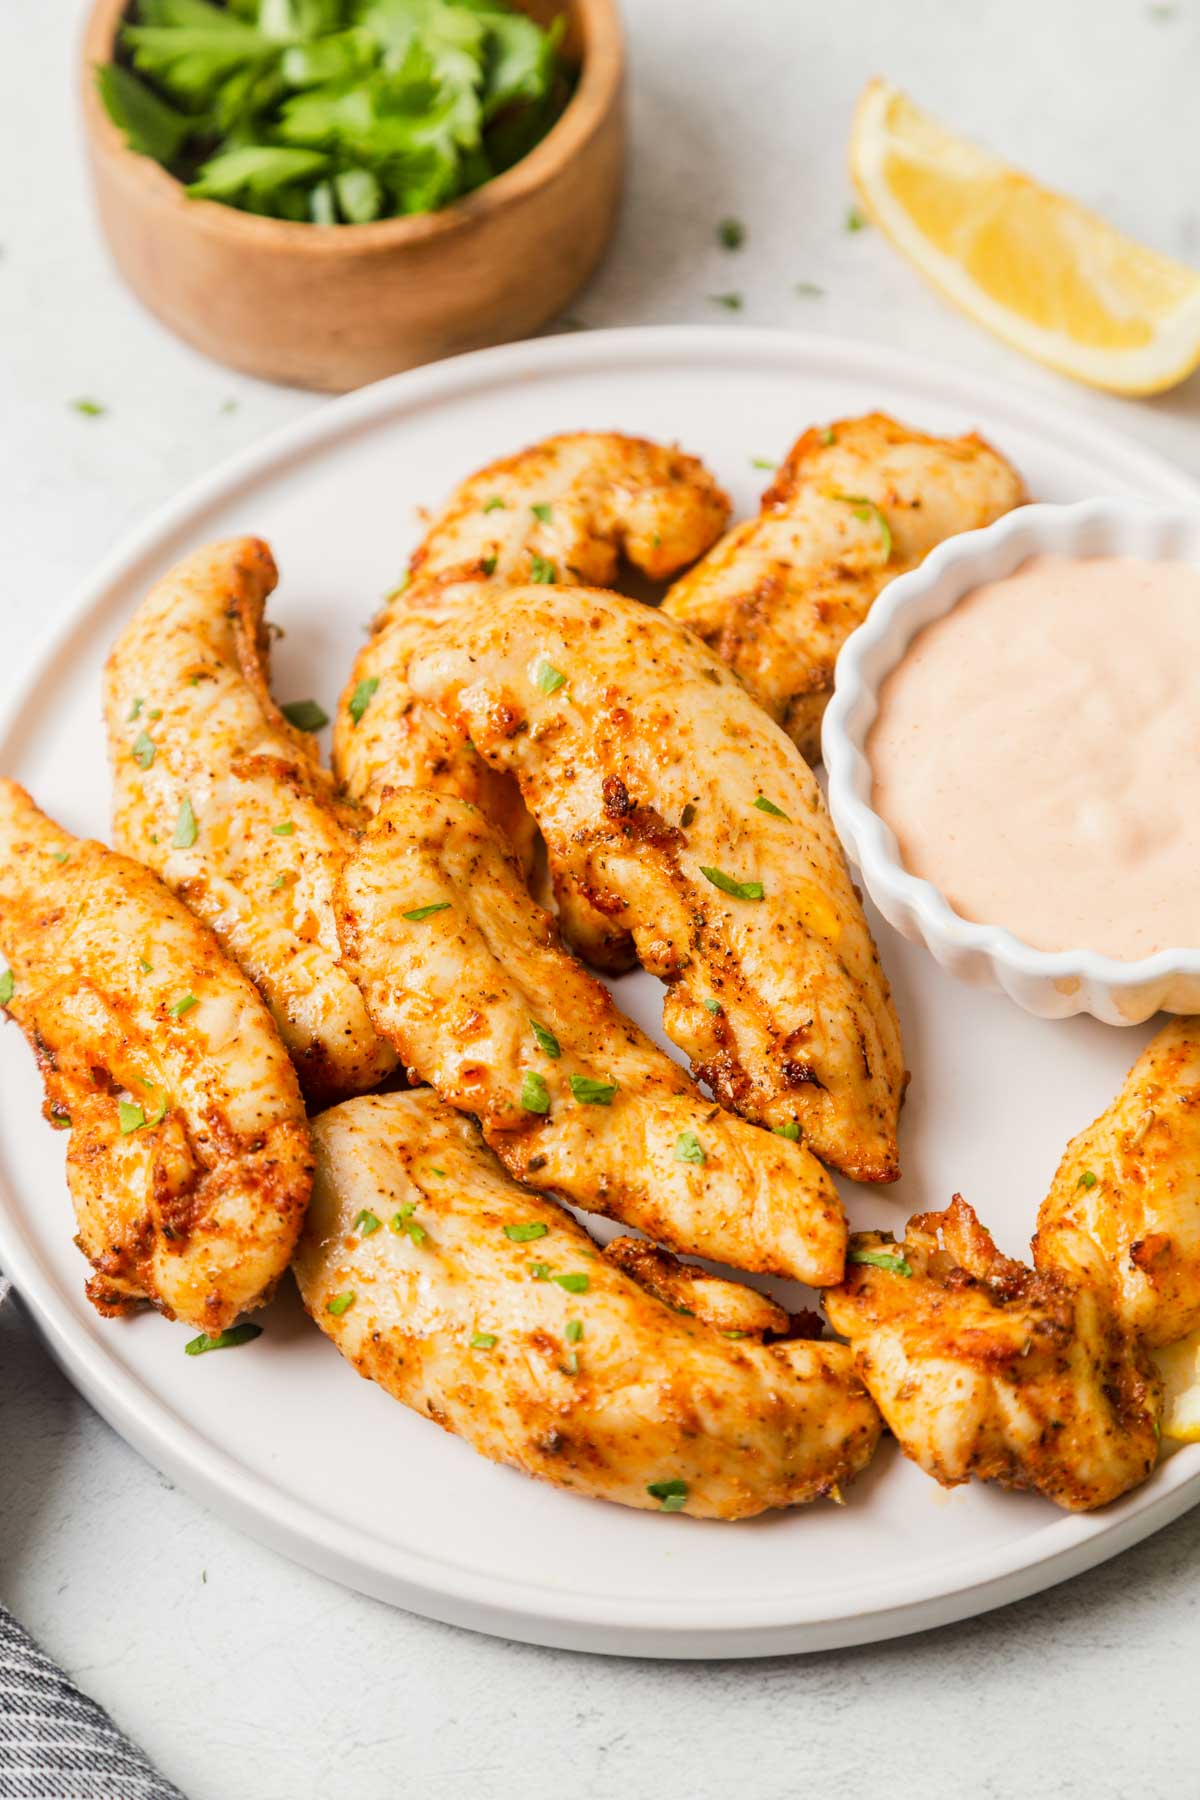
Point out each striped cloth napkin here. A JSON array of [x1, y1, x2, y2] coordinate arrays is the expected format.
[[0, 1280, 186, 1800]]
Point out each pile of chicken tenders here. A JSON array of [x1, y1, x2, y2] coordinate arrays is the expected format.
[[2, 413, 1196, 1520]]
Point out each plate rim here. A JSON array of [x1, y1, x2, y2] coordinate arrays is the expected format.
[[3, 324, 1199, 1657]]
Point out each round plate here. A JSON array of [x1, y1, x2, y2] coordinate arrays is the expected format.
[[2, 327, 1198, 1658]]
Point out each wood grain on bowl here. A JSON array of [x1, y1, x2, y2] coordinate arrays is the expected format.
[[80, 0, 625, 391]]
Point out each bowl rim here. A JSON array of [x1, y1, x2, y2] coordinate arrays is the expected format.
[[823, 496, 1200, 992], [80, 0, 623, 252]]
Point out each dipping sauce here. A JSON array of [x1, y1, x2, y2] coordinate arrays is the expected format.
[[869, 553, 1200, 960]]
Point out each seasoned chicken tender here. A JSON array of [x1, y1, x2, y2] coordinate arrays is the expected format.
[[825, 1197, 1161, 1512], [0, 781, 311, 1332], [408, 585, 906, 1182], [295, 1091, 881, 1518], [334, 432, 731, 969], [663, 414, 1024, 762], [336, 790, 847, 1284], [103, 537, 395, 1105], [1036, 1019, 1200, 1348]]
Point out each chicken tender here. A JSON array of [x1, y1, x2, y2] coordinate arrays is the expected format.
[[336, 789, 847, 1285], [294, 1090, 881, 1518], [663, 414, 1024, 762], [407, 585, 906, 1182], [0, 781, 311, 1332], [334, 432, 731, 969], [103, 537, 395, 1105], [1036, 1018, 1200, 1348], [824, 1197, 1161, 1512]]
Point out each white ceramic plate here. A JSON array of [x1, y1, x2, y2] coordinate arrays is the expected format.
[[2, 328, 1198, 1659]]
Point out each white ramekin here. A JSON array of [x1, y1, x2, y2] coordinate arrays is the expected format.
[[823, 499, 1200, 1025]]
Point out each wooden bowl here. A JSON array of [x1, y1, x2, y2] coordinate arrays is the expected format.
[[80, 0, 625, 391]]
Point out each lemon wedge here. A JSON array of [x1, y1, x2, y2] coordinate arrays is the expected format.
[[850, 79, 1200, 395], [1154, 1327, 1200, 1444]]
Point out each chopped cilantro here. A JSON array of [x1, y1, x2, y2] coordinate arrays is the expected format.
[[326, 1290, 356, 1317], [553, 1272, 589, 1294], [170, 993, 199, 1018], [402, 902, 451, 922], [132, 730, 156, 769], [647, 1478, 688, 1511], [534, 660, 566, 694], [1078, 1170, 1098, 1190], [530, 1019, 561, 1059], [529, 553, 557, 584], [348, 676, 379, 725], [470, 1331, 498, 1350], [521, 1070, 550, 1114], [848, 1247, 912, 1277], [505, 1221, 549, 1242], [569, 1075, 617, 1106], [281, 699, 329, 732], [700, 866, 764, 901], [754, 795, 791, 820], [172, 797, 197, 848], [0, 970, 13, 1007], [564, 1318, 583, 1343], [185, 1323, 262, 1356], [272, 821, 295, 836], [354, 1209, 382, 1236], [833, 492, 893, 561], [773, 1122, 801, 1141], [675, 1130, 705, 1165], [531, 503, 553, 524]]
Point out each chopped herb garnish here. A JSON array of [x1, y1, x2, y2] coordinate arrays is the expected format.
[[480, 555, 498, 576], [561, 1349, 579, 1376], [531, 503, 553, 524], [708, 291, 743, 310], [132, 730, 156, 769], [272, 821, 295, 836], [327, 1290, 355, 1317], [773, 1122, 801, 1141], [754, 795, 791, 820], [483, 496, 507, 513], [470, 1331, 498, 1350], [402, 902, 451, 922], [281, 699, 329, 732], [118, 1099, 147, 1134], [354, 1209, 382, 1236], [703, 997, 722, 1015], [647, 1478, 688, 1511], [348, 676, 379, 725], [819, 426, 836, 446], [553, 1272, 589, 1294], [700, 866, 764, 901], [848, 1248, 913, 1277], [717, 217, 745, 250], [845, 205, 868, 232], [48, 1107, 72, 1130], [675, 1130, 706, 1165], [530, 1019, 561, 1059], [505, 1221, 549, 1243], [564, 1318, 583, 1343], [389, 1202, 427, 1245], [128, 698, 144, 721], [270, 875, 291, 892], [138, 957, 152, 973], [529, 553, 557, 584], [833, 492, 893, 561], [750, 456, 777, 470], [534, 660, 566, 694], [1078, 1170, 1098, 1189], [184, 1323, 262, 1356], [428, 1166, 446, 1179], [51, 851, 69, 865], [569, 1075, 618, 1106], [520, 1070, 550, 1114], [529, 1261, 551, 1280], [722, 1329, 748, 1340], [680, 803, 696, 828], [173, 797, 197, 848], [170, 993, 198, 1018], [148, 708, 162, 721], [73, 398, 106, 417]]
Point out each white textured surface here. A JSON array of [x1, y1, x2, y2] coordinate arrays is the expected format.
[[2, 1, 1200, 1795]]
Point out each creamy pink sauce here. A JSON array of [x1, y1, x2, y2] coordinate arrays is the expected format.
[[869, 553, 1200, 960]]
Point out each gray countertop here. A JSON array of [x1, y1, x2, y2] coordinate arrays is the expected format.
[[2, 2, 1199, 1794]]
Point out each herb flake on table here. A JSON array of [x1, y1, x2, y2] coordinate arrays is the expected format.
[[717, 217, 745, 250], [707, 291, 743, 311]]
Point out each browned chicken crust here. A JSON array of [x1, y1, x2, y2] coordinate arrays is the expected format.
[[335, 788, 847, 1284], [1036, 1018, 1200, 1348], [334, 431, 731, 970], [824, 1197, 1161, 1512], [408, 584, 906, 1181], [0, 780, 312, 1332], [103, 537, 395, 1106], [663, 413, 1025, 761], [295, 1090, 881, 1518]]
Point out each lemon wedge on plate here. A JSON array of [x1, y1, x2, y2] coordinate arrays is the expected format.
[[1154, 1328, 1200, 1444], [850, 79, 1200, 395]]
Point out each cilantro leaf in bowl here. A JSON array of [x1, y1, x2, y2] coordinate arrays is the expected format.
[[97, 0, 571, 224]]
